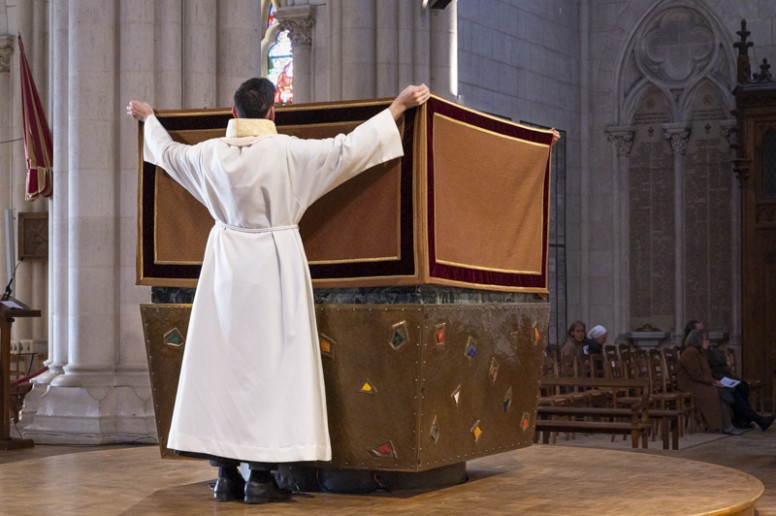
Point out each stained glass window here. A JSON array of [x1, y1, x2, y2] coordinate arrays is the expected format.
[[267, 17, 293, 105], [267, 4, 276, 28]]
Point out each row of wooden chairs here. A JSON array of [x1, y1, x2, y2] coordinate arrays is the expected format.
[[543, 344, 697, 439]]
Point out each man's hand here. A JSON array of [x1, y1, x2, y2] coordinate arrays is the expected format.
[[389, 84, 431, 121], [126, 101, 154, 122], [550, 129, 561, 144]]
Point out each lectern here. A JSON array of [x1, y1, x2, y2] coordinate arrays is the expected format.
[[0, 297, 40, 449]]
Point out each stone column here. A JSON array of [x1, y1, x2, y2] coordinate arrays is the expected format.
[[663, 123, 691, 343], [413, 3, 431, 85], [0, 35, 14, 286], [606, 126, 634, 334], [54, 0, 119, 388], [154, 0, 183, 108], [578, 0, 591, 325], [320, 1, 437, 103], [429, 0, 456, 100], [340, 1, 376, 99], [276, 4, 315, 104], [721, 120, 741, 350], [23, 1, 154, 445], [375, 0, 399, 98], [42, 0, 68, 385], [114, 0, 157, 402], [217, 1, 261, 107], [182, 0, 218, 109], [397, 0, 416, 87]]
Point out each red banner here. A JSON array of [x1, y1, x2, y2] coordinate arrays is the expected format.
[[18, 34, 53, 200]]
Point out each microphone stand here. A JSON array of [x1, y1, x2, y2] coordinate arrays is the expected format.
[[2, 257, 24, 301]]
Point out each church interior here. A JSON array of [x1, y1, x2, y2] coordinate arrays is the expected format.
[[1, 0, 776, 513]]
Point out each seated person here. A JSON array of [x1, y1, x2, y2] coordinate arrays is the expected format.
[[687, 319, 770, 430], [677, 329, 738, 434], [583, 325, 607, 356], [679, 329, 775, 434], [582, 324, 607, 377], [560, 321, 586, 375], [710, 347, 772, 431]]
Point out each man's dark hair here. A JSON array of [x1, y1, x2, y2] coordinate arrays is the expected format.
[[233, 78, 276, 118]]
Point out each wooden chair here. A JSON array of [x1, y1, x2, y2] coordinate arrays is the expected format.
[[618, 342, 634, 358], [656, 348, 695, 435], [539, 356, 587, 406], [536, 376, 653, 449], [538, 355, 579, 443], [648, 350, 683, 407], [603, 345, 620, 375], [585, 353, 606, 378]]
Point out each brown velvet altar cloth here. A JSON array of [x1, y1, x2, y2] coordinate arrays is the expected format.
[[137, 95, 554, 292]]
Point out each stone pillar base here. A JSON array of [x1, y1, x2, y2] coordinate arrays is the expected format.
[[18, 384, 157, 445]]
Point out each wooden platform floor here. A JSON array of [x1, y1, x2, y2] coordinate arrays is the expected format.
[[0, 437, 768, 515]]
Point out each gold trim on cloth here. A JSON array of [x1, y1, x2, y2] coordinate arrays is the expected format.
[[431, 113, 549, 277]]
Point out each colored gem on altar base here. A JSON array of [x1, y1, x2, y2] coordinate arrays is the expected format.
[[470, 420, 482, 443], [163, 328, 185, 348], [430, 416, 440, 443], [534, 326, 541, 343], [489, 357, 499, 384], [359, 380, 376, 394], [370, 441, 397, 458], [389, 321, 409, 350], [503, 386, 513, 413], [434, 323, 446, 348], [521, 412, 531, 431], [319, 334, 335, 357], [451, 385, 462, 406], [465, 336, 477, 359]]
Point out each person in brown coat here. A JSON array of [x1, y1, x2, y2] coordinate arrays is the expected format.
[[677, 329, 741, 435], [560, 321, 586, 376]]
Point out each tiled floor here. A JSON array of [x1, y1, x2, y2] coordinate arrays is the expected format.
[[0, 425, 772, 515]]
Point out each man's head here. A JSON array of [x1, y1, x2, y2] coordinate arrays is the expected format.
[[683, 320, 704, 342], [685, 328, 709, 350], [233, 78, 276, 119]]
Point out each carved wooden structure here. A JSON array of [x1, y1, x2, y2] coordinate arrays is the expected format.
[[732, 20, 776, 409]]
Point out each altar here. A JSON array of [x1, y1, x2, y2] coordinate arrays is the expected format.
[[137, 94, 556, 489]]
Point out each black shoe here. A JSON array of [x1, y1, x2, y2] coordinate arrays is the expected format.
[[244, 479, 292, 504], [213, 476, 246, 501], [759, 414, 776, 432]]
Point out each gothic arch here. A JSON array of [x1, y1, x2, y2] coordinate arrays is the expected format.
[[680, 76, 735, 122], [608, 0, 740, 338], [620, 78, 676, 126], [613, 0, 737, 126]]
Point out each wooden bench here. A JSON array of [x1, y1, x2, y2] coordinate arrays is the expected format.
[[537, 405, 684, 450], [535, 376, 652, 449]]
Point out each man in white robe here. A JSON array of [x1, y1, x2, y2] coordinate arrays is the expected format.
[[127, 79, 430, 504]]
